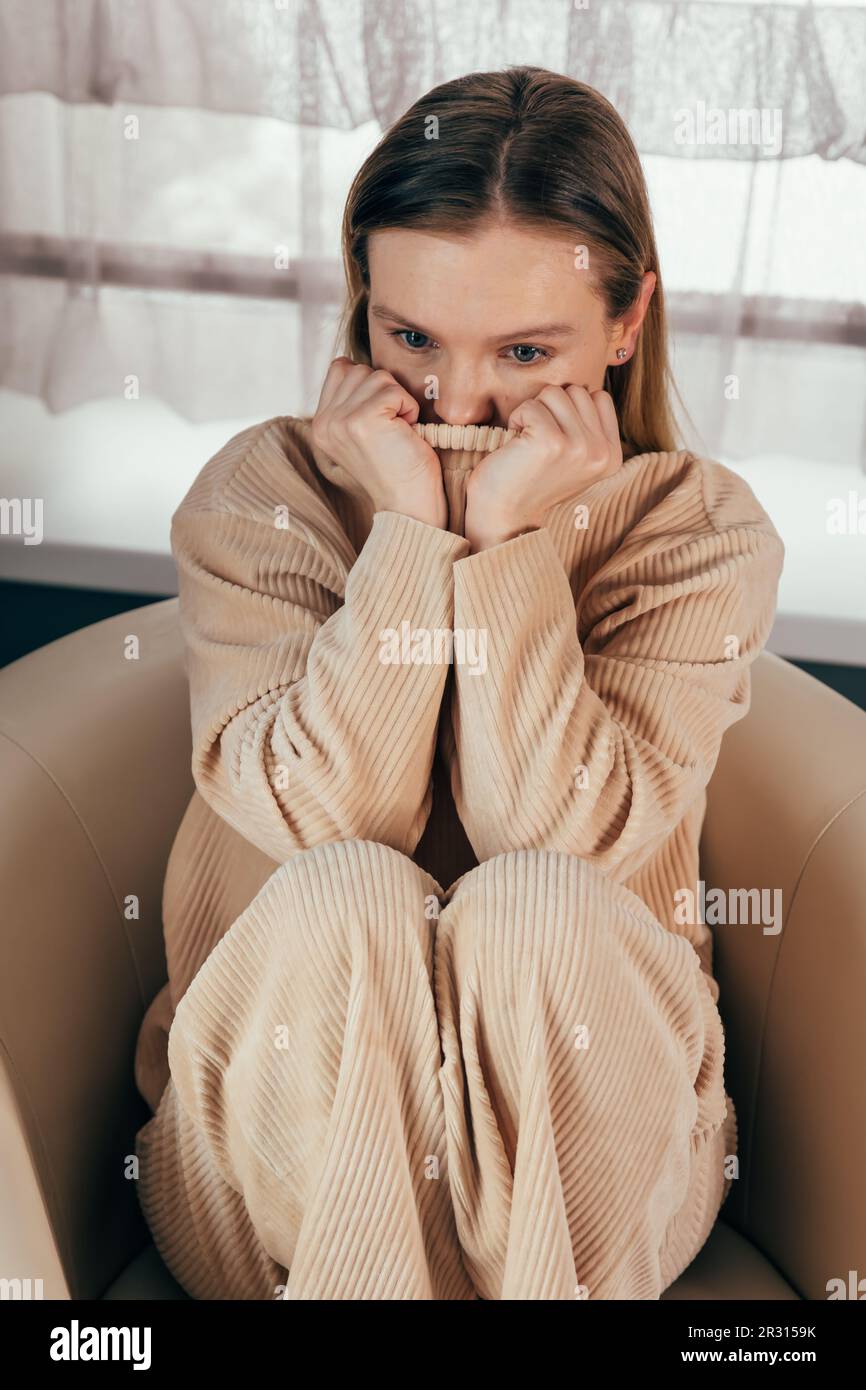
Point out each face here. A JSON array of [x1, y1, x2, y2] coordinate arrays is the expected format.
[[366, 221, 655, 430]]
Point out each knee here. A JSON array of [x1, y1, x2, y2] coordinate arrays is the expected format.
[[258, 837, 442, 931], [438, 847, 691, 997], [183, 837, 440, 1007], [443, 847, 655, 935], [168, 838, 440, 1111]]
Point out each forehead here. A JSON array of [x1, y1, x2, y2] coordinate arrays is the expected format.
[[367, 225, 600, 337]]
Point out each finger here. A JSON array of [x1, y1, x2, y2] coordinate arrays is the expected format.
[[328, 361, 378, 411], [316, 357, 372, 413], [506, 395, 561, 435], [531, 383, 588, 440], [336, 366, 394, 405], [334, 367, 418, 423], [340, 367, 420, 425], [588, 389, 622, 455], [362, 378, 420, 425], [563, 384, 607, 440], [314, 356, 356, 414]]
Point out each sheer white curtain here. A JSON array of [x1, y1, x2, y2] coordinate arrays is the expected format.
[[0, 0, 864, 465]]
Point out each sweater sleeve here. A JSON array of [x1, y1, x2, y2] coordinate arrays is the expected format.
[[172, 478, 470, 865], [448, 492, 784, 881]]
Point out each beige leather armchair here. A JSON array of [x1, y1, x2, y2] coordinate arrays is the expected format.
[[1, 597, 864, 1301]]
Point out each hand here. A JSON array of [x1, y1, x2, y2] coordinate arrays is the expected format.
[[311, 357, 447, 529], [463, 385, 623, 553]]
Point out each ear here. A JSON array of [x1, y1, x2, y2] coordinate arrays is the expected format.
[[608, 270, 657, 361]]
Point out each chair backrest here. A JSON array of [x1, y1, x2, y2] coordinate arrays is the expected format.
[[700, 650, 866, 1299], [1, 598, 864, 1300], [0, 597, 193, 1297]]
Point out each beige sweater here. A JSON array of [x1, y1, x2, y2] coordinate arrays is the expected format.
[[133, 415, 785, 1117]]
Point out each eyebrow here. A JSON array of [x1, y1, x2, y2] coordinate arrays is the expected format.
[[369, 302, 577, 342]]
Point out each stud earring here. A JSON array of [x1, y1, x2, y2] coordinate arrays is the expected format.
[[616, 347, 628, 360]]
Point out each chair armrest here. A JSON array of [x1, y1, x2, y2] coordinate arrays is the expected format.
[[701, 650, 866, 1299], [0, 596, 193, 1297]]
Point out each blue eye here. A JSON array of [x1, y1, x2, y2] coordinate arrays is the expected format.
[[506, 344, 551, 365], [392, 329, 433, 351], [389, 329, 551, 366]]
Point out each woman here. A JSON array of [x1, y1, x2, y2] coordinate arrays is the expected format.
[[133, 66, 784, 1300]]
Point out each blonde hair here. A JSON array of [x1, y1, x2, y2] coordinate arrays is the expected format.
[[337, 65, 693, 459]]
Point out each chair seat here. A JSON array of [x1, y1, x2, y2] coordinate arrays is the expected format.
[[103, 1221, 800, 1300], [661, 1221, 800, 1300], [103, 1243, 191, 1300]]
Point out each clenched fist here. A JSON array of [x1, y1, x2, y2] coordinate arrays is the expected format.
[[311, 357, 448, 531]]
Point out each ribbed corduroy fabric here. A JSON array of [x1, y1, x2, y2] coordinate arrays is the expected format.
[[133, 414, 785, 1300]]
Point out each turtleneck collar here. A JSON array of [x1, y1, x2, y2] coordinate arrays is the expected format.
[[289, 413, 654, 541], [413, 422, 517, 472]]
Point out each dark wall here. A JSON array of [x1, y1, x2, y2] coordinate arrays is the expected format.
[[1, 581, 172, 669], [2, 578, 865, 713], [789, 659, 866, 712]]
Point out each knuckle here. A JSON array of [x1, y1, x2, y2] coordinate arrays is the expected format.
[[344, 413, 366, 438]]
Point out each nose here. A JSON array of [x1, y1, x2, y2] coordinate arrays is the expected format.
[[429, 388, 496, 429], [419, 349, 521, 429]]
